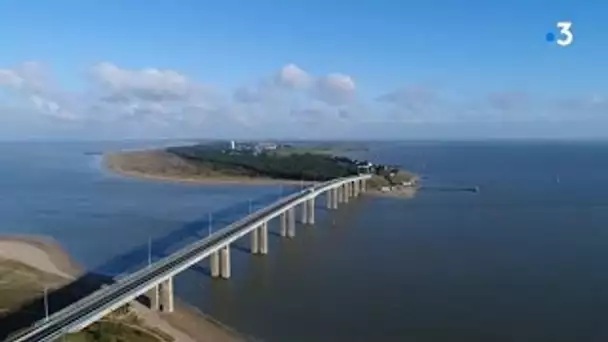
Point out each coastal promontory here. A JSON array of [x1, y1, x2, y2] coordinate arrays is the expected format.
[[104, 141, 419, 196]]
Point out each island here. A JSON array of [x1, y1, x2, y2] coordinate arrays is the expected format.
[[104, 141, 419, 197]]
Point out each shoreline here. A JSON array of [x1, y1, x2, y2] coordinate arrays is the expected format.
[[366, 186, 418, 199], [0, 234, 248, 342], [108, 164, 318, 186], [0, 234, 84, 279]]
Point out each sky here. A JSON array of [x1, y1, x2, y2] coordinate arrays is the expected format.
[[0, 0, 606, 140]]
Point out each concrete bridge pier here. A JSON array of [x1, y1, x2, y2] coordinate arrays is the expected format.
[[220, 246, 231, 279], [280, 212, 287, 237], [307, 198, 315, 224], [210, 251, 220, 277], [250, 227, 260, 254], [287, 207, 296, 238], [260, 222, 268, 254], [159, 277, 174, 313], [148, 285, 160, 311], [326, 190, 333, 209], [332, 188, 339, 208], [343, 183, 350, 203], [300, 201, 308, 224], [354, 180, 360, 197]]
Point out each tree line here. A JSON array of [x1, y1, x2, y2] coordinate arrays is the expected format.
[[167, 146, 359, 181]]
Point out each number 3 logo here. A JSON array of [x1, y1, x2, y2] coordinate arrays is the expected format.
[[556, 21, 573, 46]]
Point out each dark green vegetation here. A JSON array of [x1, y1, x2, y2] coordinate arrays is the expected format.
[[167, 145, 359, 181]]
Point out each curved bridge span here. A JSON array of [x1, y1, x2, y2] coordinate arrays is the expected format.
[[7, 174, 371, 342]]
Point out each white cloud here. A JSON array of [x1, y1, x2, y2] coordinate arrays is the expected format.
[[1, 60, 606, 139], [274, 64, 312, 90], [0, 69, 24, 88], [314, 73, 356, 106], [235, 64, 357, 107], [91, 62, 213, 103], [0, 62, 77, 120]]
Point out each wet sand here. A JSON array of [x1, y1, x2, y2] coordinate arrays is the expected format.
[[0, 235, 246, 342]]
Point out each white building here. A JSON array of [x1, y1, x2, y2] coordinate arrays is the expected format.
[[230, 140, 236, 150]]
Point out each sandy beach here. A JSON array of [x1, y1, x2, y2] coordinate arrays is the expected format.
[[0, 235, 83, 279], [0, 235, 247, 342]]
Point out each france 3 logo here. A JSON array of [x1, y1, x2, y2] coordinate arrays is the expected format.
[[546, 21, 573, 47]]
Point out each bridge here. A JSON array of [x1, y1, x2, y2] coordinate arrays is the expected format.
[[6, 174, 372, 342]]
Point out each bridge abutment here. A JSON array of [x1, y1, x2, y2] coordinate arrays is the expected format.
[[148, 285, 160, 311], [159, 277, 174, 313]]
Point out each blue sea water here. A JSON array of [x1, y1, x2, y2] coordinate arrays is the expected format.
[[0, 140, 294, 276], [2, 140, 608, 342]]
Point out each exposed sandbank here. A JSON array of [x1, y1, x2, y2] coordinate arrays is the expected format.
[[0, 235, 83, 279]]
